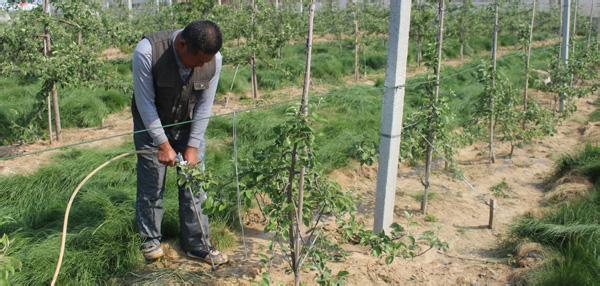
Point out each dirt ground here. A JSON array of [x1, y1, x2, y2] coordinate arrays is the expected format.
[[2, 38, 587, 285], [122, 90, 598, 286]]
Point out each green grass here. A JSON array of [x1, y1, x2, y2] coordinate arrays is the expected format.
[[553, 144, 600, 183], [0, 42, 563, 284], [0, 147, 142, 285], [411, 191, 438, 202], [0, 79, 129, 144], [588, 98, 600, 122], [0, 146, 238, 285], [424, 214, 438, 223], [510, 145, 600, 285], [490, 180, 510, 198], [0, 78, 42, 144], [0, 23, 558, 145]]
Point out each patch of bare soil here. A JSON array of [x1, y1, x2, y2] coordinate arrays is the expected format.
[[99, 47, 129, 60], [123, 90, 597, 285], [320, 93, 596, 286]]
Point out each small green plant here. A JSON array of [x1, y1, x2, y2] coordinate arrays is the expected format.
[[490, 179, 511, 198], [424, 214, 438, 222], [411, 191, 437, 202], [312, 255, 349, 286], [176, 164, 227, 215], [0, 234, 21, 285], [208, 220, 237, 251], [339, 215, 448, 265], [348, 140, 378, 167]]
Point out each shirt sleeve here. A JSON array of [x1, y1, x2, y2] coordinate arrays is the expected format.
[[132, 38, 169, 146], [187, 52, 222, 150]]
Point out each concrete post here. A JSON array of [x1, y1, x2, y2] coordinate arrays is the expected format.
[[559, 0, 570, 112], [489, 0, 499, 164], [374, 0, 412, 234]]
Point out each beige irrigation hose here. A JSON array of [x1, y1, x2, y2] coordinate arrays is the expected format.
[[50, 151, 150, 286]]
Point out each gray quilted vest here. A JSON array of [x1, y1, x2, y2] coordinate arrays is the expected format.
[[132, 29, 216, 141]]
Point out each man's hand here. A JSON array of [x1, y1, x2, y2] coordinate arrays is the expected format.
[[157, 142, 177, 166], [184, 146, 200, 166]]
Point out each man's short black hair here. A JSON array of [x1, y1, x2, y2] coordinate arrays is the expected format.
[[181, 20, 222, 54]]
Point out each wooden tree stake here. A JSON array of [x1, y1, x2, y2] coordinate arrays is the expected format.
[[488, 198, 495, 229], [52, 83, 62, 142]]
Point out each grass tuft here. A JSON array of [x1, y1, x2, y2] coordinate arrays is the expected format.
[[510, 146, 600, 285]]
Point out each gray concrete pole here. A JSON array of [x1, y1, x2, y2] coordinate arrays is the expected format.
[[374, 0, 412, 234], [559, 0, 570, 112], [523, 0, 536, 113], [571, 0, 578, 59], [489, 0, 498, 164], [587, 0, 594, 48], [127, 0, 132, 10]]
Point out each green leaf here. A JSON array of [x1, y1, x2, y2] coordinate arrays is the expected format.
[[204, 196, 214, 209]]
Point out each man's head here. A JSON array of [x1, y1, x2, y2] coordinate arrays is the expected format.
[[175, 20, 222, 69]]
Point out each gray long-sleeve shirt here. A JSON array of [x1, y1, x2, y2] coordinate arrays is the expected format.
[[132, 29, 222, 150]]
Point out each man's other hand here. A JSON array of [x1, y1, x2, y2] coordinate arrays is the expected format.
[[158, 142, 177, 166], [184, 146, 200, 166]]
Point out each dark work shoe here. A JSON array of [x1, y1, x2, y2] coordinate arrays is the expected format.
[[186, 248, 229, 265], [141, 241, 164, 261]]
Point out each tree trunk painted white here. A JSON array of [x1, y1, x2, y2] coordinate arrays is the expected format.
[[374, 0, 412, 234]]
